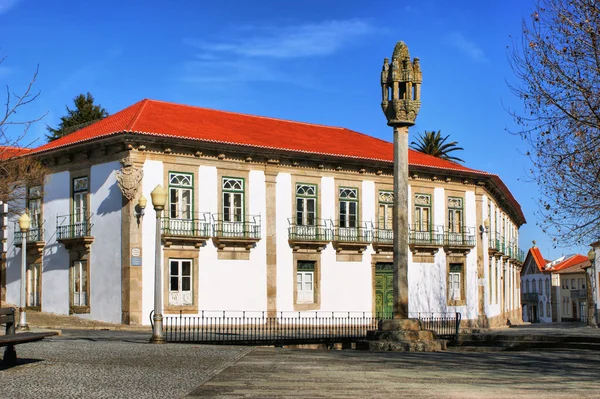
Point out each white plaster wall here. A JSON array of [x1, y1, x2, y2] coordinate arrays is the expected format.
[[521, 274, 552, 322], [141, 161, 163, 324], [86, 161, 122, 323], [275, 172, 293, 311], [5, 197, 26, 307], [197, 165, 219, 310], [40, 171, 71, 315]]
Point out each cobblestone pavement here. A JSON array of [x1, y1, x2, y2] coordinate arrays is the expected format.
[[190, 347, 600, 399], [0, 334, 252, 398], [1, 331, 600, 398]]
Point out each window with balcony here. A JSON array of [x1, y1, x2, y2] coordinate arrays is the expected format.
[[338, 187, 357, 229], [213, 177, 260, 254], [288, 184, 330, 251], [169, 172, 193, 221], [28, 186, 43, 241], [223, 177, 244, 223], [414, 194, 431, 235], [58, 176, 93, 250], [73, 176, 88, 233], [373, 191, 393, 252], [334, 187, 369, 253]]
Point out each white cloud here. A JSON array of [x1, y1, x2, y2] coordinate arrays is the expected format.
[[185, 19, 374, 59], [448, 32, 488, 63], [0, 0, 20, 16], [181, 19, 375, 87]]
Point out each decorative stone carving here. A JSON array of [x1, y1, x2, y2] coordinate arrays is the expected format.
[[381, 41, 422, 127], [116, 157, 143, 201]]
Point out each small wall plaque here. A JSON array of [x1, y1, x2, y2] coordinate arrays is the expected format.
[[131, 257, 142, 266]]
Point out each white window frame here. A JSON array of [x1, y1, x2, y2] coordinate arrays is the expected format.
[[296, 184, 317, 226], [338, 188, 358, 228], [449, 263, 463, 301], [169, 172, 193, 220], [378, 191, 394, 230], [72, 260, 88, 307], [222, 178, 244, 223], [168, 259, 193, 306]]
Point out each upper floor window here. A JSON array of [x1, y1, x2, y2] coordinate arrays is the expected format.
[[378, 191, 393, 230], [538, 279, 542, 295], [525, 280, 530, 293], [169, 172, 193, 220], [73, 177, 88, 225], [447, 197, 463, 233], [296, 184, 317, 226], [223, 177, 244, 222], [27, 186, 42, 228], [545, 280, 550, 295], [338, 188, 358, 228], [414, 194, 431, 232]]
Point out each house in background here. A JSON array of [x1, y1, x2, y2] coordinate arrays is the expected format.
[[520, 243, 552, 323], [2, 99, 527, 328], [551, 255, 590, 322]]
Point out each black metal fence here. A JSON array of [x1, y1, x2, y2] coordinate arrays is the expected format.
[[164, 311, 461, 345]]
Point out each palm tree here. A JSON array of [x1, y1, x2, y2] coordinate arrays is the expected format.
[[410, 130, 465, 163]]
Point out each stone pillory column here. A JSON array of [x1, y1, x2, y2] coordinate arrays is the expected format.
[[357, 41, 445, 351], [381, 41, 421, 319]]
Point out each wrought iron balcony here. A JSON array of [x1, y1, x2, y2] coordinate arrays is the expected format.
[[14, 222, 45, 246], [212, 214, 261, 250], [408, 225, 443, 255], [521, 292, 538, 302], [372, 224, 393, 253], [570, 289, 587, 299], [516, 249, 526, 262], [288, 219, 332, 251], [161, 214, 211, 248], [332, 222, 372, 253], [56, 214, 94, 251], [489, 233, 505, 255], [443, 227, 476, 247]]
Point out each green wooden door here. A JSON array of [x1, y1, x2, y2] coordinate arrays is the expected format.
[[375, 263, 394, 318]]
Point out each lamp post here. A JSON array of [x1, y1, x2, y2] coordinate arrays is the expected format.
[[149, 185, 167, 343], [587, 248, 597, 327], [18, 213, 30, 331]]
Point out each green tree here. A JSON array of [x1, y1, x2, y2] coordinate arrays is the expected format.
[[46, 93, 108, 141], [508, 0, 600, 246], [410, 130, 464, 163]]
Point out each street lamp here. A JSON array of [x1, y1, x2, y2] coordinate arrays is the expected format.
[[149, 185, 167, 344], [18, 212, 30, 331], [587, 248, 597, 327]]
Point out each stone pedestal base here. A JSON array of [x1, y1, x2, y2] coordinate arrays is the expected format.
[[356, 318, 447, 352]]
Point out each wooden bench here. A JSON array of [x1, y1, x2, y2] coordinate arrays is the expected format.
[[0, 307, 58, 366]]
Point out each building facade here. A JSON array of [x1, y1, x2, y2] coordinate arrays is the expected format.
[[3, 100, 526, 328], [520, 245, 552, 323]]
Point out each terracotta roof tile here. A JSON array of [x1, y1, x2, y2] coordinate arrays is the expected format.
[[528, 247, 548, 272], [550, 254, 590, 272], [30, 99, 525, 222]]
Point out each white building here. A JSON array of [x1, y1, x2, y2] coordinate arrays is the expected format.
[[2, 99, 526, 328], [521, 244, 552, 323]]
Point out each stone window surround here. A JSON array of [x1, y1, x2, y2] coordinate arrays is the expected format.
[[446, 255, 466, 307], [70, 256, 90, 314], [163, 247, 199, 314], [217, 168, 250, 223], [293, 252, 321, 311]]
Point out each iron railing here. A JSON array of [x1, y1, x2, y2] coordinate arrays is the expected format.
[[333, 223, 372, 242], [489, 233, 505, 253], [515, 248, 526, 262], [212, 214, 261, 239], [372, 226, 393, 244], [521, 293, 539, 302], [409, 225, 444, 246], [571, 289, 587, 299], [288, 218, 333, 241], [164, 311, 461, 345], [14, 222, 45, 245], [56, 214, 93, 240], [161, 214, 211, 237], [443, 227, 475, 247]]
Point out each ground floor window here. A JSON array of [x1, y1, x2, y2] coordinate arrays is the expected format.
[[72, 260, 88, 307], [546, 303, 550, 318], [27, 263, 41, 307], [296, 261, 315, 304], [169, 259, 193, 306], [448, 263, 463, 302], [539, 301, 544, 317]]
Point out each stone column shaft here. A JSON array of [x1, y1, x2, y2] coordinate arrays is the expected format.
[[393, 126, 409, 319]]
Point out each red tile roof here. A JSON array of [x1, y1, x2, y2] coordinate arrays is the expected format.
[[550, 254, 590, 272], [30, 99, 525, 223], [529, 247, 548, 272], [0, 146, 33, 160]]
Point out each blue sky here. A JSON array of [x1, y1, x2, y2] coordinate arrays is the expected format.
[[0, 0, 579, 259]]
